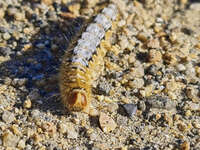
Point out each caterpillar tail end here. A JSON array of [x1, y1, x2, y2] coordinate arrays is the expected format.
[[66, 89, 90, 114]]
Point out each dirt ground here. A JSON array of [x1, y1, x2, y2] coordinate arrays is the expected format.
[[0, 0, 200, 149]]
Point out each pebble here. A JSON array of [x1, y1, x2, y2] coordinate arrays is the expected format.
[[148, 49, 162, 63], [97, 81, 111, 95], [0, 47, 12, 56], [99, 112, 117, 133], [146, 39, 160, 49], [2, 111, 15, 124], [147, 96, 176, 110], [65, 123, 78, 139], [23, 99, 32, 108], [106, 103, 119, 113], [36, 43, 45, 49], [192, 121, 200, 129], [14, 12, 25, 21], [7, 7, 18, 17], [180, 141, 190, 150], [128, 78, 144, 89], [0, 9, 5, 19], [58, 122, 68, 134], [17, 139, 26, 149], [3, 32, 11, 40], [186, 87, 199, 102], [123, 103, 137, 118], [2, 130, 19, 147], [176, 64, 186, 72], [136, 32, 148, 42]]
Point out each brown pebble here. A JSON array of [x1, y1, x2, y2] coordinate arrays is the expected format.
[[137, 32, 148, 42], [180, 141, 190, 150], [99, 112, 117, 133]]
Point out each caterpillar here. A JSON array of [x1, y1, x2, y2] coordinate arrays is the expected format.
[[59, 3, 118, 113]]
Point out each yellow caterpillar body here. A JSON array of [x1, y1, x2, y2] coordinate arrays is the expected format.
[[59, 4, 118, 113]]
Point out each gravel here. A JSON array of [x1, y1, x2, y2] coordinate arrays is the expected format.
[[0, 0, 199, 149]]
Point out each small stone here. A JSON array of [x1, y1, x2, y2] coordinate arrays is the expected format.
[[0, 47, 12, 56], [163, 52, 177, 65], [7, 7, 18, 17], [137, 32, 148, 42], [3, 32, 11, 40], [185, 110, 192, 117], [146, 39, 160, 49], [0, 9, 5, 19], [11, 124, 21, 136], [68, 3, 80, 16], [41, 0, 53, 5], [186, 87, 199, 102], [33, 133, 43, 143], [180, 141, 190, 150], [2, 111, 15, 124], [180, 0, 188, 5], [123, 104, 137, 117], [128, 78, 144, 89], [23, 99, 32, 108], [36, 43, 45, 49], [178, 122, 187, 132], [192, 121, 200, 129], [86, 0, 98, 7], [42, 122, 57, 137], [147, 96, 176, 110], [58, 122, 67, 134], [176, 64, 186, 72], [118, 20, 126, 27], [185, 102, 200, 111], [99, 112, 117, 133], [14, 12, 25, 21], [89, 108, 99, 116], [2, 130, 19, 147], [148, 49, 162, 63], [65, 123, 78, 139], [97, 81, 110, 95], [28, 89, 40, 101], [107, 103, 119, 113], [17, 139, 26, 149], [31, 109, 41, 119]]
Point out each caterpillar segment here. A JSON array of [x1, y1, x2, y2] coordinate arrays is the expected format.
[[59, 4, 118, 113]]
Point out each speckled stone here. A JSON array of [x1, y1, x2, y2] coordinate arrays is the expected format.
[[2, 111, 15, 124], [99, 112, 117, 133]]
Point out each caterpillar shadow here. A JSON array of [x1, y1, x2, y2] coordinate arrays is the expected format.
[[0, 14, 85, 116]]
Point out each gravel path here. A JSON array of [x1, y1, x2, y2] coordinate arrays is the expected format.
[[0, 0, 200, 150]]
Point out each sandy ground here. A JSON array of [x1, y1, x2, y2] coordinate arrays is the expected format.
[[0, 0, 200, 149]]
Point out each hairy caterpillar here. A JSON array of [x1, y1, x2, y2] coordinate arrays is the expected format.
[[59, 3, 118, 113]]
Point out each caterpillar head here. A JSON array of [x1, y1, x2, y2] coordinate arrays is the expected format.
[[67, 89, 89, 113]]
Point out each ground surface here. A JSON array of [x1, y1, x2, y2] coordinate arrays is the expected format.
[[0, 0, 200, 150]]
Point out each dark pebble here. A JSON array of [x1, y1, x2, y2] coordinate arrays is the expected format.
[[0, 47, 12, 56], [123, 103, 137, 117]]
